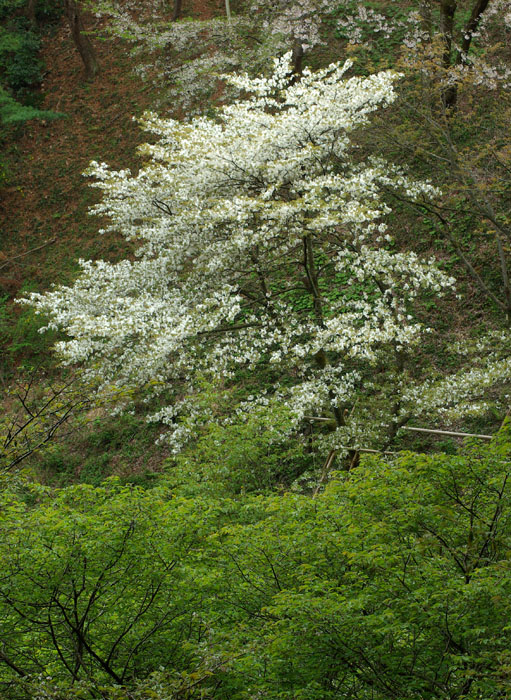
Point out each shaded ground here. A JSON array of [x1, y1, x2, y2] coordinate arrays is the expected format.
[[0, 0, 218, 483], [1, 17, 156, 298], [0, 0, 223, 297]]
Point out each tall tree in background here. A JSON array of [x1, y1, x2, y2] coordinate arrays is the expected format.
[[171, 0, 182, 21], [336, 0, 510, 108], [336, 0, 511, 327], [64, 0, 98, 80]]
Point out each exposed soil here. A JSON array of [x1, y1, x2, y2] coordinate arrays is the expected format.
[[0, 0, 219, 482], [0, 0, 219, 299]]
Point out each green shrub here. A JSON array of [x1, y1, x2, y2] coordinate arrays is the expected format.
[[4, 428, 511, 699], [0, 2, 64, 128]]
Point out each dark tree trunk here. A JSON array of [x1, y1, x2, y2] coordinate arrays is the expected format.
[[172, 0, 182, 21], [291, 39, 304, 78], [64, 0, 99, 81], [459, 0, 491, 57], [440, 0, 492, 110], [26, 0, 37, 27], [440, 0, 457, 109]]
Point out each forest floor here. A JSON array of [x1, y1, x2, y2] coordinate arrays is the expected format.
[[1, 0, 227, 296], [2, 17, 158, 298], [0, 0, 223, 484]]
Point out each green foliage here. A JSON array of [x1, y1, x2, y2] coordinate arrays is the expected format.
[[173, 396, 312, 496], [0, 294, 58, 371], [197, 425, 511, 699], [0, 0, 62, 25], [2, 428, 511, 698], [0, 20, 41, 96], [0, 2, 63, 128], [0, 477, 229, 696], [0, 84, 60, 123], [33, 0, 63, 24], [0, 0, 24, 21]]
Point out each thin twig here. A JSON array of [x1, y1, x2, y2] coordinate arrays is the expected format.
[[0, 238, 56, 271]]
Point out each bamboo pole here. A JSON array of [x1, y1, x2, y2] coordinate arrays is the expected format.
[[401, 426, 492, 440], [303, 417, 493, 440]]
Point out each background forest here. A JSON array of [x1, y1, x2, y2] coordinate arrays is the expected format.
[[1, 0, 511, 698]]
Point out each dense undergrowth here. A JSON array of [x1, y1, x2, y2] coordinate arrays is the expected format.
[[1, 0, 511, 697], [2, 425, 511, 698]]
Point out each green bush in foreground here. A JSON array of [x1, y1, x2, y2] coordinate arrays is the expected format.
[[1, 425, 511, 698]]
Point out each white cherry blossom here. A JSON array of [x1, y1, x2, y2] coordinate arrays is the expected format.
[[22, 55, 456, 453]]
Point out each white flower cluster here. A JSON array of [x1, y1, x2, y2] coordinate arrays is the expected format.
[[401, 331, 511, 422], [335, 0, 511, 91], [22, 55, 457, 452], [251, 0, 332, 50], [337, 4, 396, 45], [449, 53, 511, 90]]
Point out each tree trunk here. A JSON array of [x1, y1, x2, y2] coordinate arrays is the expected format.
[[439, 0, 492, 109], [172, 0, 182, 21], [225, 0, 232, 23], [64, 0, 99, 81], [439, 0, 457, 109], [26, 0, 37, 27], [459, 0, 491, 57], [440, 0, 456, 69], [291, 39, 304, 78], [303, 234, 357, 470]]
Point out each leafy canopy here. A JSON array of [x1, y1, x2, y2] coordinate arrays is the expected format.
[[2, 427, 511, 698]]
